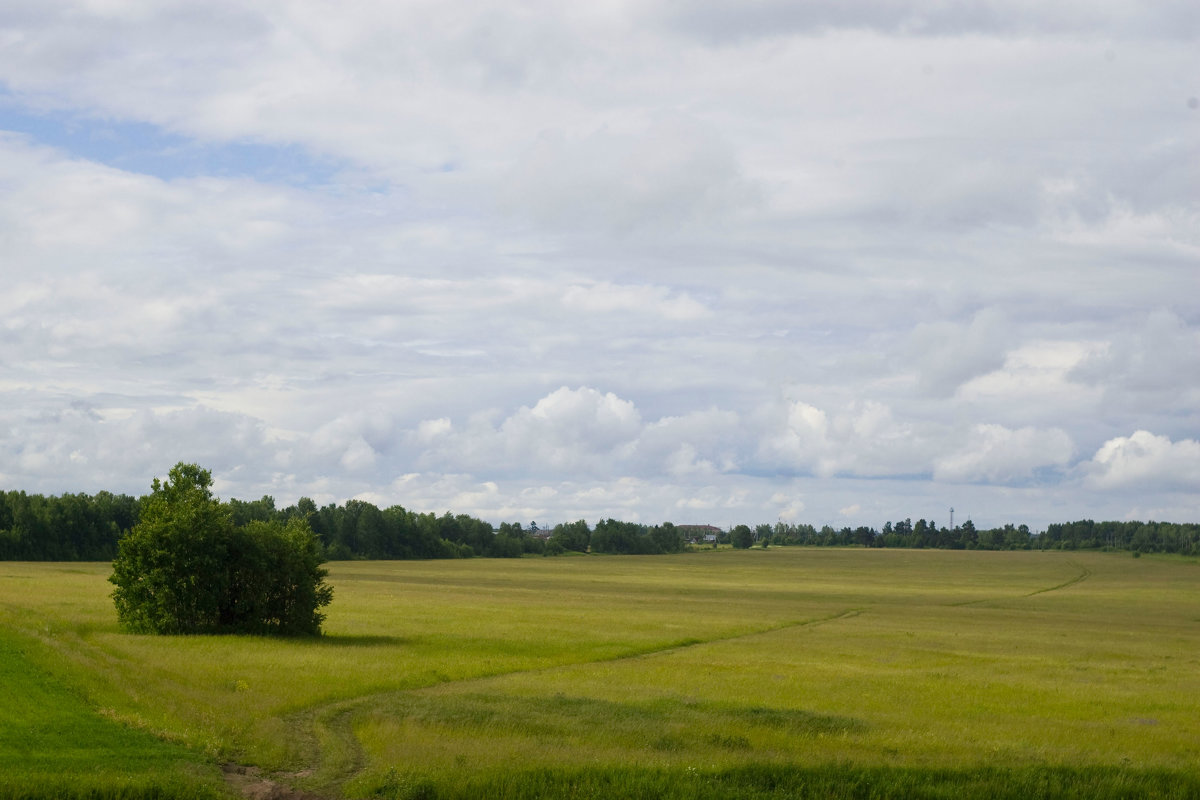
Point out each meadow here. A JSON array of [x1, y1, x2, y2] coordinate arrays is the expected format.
[[2, 548, 1199, 798]]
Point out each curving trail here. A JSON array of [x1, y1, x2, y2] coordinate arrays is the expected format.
[[254, 607, 867, 797], [948, 560, 1093, 607], [1024, 561, 1092, 597]]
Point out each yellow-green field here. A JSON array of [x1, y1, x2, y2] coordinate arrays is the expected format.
[[2, 549, 1199, 798]]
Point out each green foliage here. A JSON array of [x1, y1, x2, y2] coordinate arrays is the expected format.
[[0, 489, 137, 561], [109, 464, 233, 634], [550, 520, 591, 552], [224, 518, 333, 635], [109, 463, 332, 635], [227, 494, 277, 526], [589, 519, 684, 554], [731, 524, 754, 549], [649, 521, 684, 554], [7, 472, 1200, 562]]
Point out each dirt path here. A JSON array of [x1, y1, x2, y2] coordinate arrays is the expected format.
[[250, 606, 868, 797], [222, 764, 326, 800]]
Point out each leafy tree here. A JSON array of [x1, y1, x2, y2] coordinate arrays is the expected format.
[[550, 520, 591, 552], [490, 532, 526, 558], [731, 524, 754, 549], [224, 518, 333, 635], [854, 526, 877, 548], [109, 463, 332, 635], [649, 522, 684, 554], [958, 518, 977, 549], [110, 464, 233, 633], [591, 519, 652, 554], [228, 495, 276, 527]]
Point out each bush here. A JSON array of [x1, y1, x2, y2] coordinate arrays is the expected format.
[[110, 463, 332, 635]]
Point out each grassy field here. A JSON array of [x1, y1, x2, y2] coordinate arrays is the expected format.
[[2, 548, 1199, 798]]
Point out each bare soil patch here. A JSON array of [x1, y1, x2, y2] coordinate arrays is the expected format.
[[222, 764, 326, 800]]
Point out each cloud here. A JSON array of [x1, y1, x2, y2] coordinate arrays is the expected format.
[[956, 339, 1103, 428], [758, 398, 929, 479], [2, 1, 1198, 532], [649, 0, 1200, 42], [894, 156, 1042, 231], [561, 282, 710, 321], [933, 424, 1073, 484], [499, 386, 642, 463], [634, 408, 744, 477], [770, 491, 806, 523], [0, 399, 283, 497], [500, 112, 758, 233], [1071, 309, 1200, 397], [306, 410, 403, 474], [0, 135, 309, 264], [1084, 431, 1200, 490], [411, 387, 642, 477], [904, 309, 1011, 397]]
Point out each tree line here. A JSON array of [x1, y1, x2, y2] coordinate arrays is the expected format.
[[733, 518, 1200, 555], [0, 488, 686, 560], [1, 487, 1197, 561]]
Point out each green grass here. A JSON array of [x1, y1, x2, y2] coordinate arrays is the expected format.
[[0, 629, 226, 799], [2, 549, 1199, 798]]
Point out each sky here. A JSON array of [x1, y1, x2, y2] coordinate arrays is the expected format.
[[1, 1, 1198, 531]]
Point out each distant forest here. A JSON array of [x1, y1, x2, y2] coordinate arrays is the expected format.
[[1, 488, 1198, 561]]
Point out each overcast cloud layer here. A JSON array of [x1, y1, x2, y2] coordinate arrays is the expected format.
[[2, 1, 1197, 530]]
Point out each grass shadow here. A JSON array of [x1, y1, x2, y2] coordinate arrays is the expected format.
[[374, 691, 866, 742], [312, 634, 413, 648]]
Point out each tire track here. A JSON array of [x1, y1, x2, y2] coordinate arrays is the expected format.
[[612, 607, 865, 662], [948, 561, 1093, 607], [1024, 561, 1092, 597]]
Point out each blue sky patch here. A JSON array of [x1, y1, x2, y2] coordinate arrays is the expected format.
[[0, 91, 340, 186]]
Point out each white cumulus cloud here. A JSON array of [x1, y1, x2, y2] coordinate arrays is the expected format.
[[1084, 431, 1200, 490], [934, 424, 1073, 484]]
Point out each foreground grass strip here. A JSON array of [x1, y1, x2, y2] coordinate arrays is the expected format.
[[0, 630, 226, 800], [4, 552, 1199, 797], [370, 765, 1200, 800]]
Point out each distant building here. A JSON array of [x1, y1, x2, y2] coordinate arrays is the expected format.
[[677, 524, 722, 544]]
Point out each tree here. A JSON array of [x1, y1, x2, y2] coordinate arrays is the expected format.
[[110, 463, 332, 635], [224, 518, 333, 635], [590, 518, 644, 554], [731, 524, 754, 549], [649, 522, 684, 554], [550, 520, 591, 553]]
